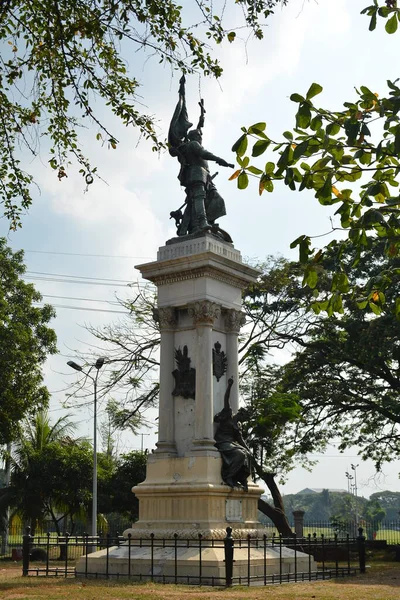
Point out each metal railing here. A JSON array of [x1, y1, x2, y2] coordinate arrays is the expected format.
[[20, 526, 367, 587], [259, 519, 400, 545]]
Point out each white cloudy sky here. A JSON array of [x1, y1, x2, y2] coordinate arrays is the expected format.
[[1, 0, 399, 499]]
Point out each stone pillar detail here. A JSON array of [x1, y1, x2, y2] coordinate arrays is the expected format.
[[188, 301, 221, 451], [153, 307, 177, 454], [292, 510, 305, 538], [188, 300, 221, 325], [224, 309, 246, 414]]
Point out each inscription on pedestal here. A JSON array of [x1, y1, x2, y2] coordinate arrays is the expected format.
[[226, 499, 243, 522]]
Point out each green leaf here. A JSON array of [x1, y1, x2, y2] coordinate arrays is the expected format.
[[310, 115, 323, 131], [356, 299, 368, 310], [290, 235, 311, 263], [296, 103, 312, 129], [232, 134, 247, 153], [277, 145, 293, 170], [298, 237, 312, 263], [326, 122, 341, 136], [247, 165, 263, 175], [293, 140, 309, 161], [236, 135, 248, 157], [264, 161, 275, 175], [303, 266, 318, 289], [264, 178, 274, 193], [395, 297, 400, 319], [248, 122, 266, 133], [306, 83, 323, 100], [316, 176, 333, 205], [395, 128, 400, 155], [290, 234, 306, 249], [378, 7, 390, 18], [283, 131, 293, 141], [385, 13, 398, 34], [238, 171, 249, 190], [290, 93, 305, 103], [252, 139, 270, 157], [369, 301, 382, 315], [369, 12, 377, 31]]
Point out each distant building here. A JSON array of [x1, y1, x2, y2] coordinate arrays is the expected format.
[[297, 488, 348, 495]]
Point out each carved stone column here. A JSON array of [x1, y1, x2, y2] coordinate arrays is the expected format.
[[225, 309, 246, 414], [188, 300, 221, 450], [153, 307, 177, 454]]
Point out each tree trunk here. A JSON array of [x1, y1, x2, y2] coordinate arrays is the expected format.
[[255, 470, 294, 537]]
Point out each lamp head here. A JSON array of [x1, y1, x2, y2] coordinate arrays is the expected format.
[[95, 357, 106, 370], [67, 360, 83, 372]]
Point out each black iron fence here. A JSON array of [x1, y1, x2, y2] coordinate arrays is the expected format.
[[20, 526, 367, 587], [260, 520, 400, 545], [0, 516, 131, 560], [3, 518, 400, 561]]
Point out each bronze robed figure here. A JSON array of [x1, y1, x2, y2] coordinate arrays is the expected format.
[[214, 377, 251, 491], [168, 75, 234, 241]]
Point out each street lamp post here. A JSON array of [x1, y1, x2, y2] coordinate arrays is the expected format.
[[67, 357, 106, 540], [139, 432, 150, 453], [351, 463, 359, 528], [345, 471, 354, 495]]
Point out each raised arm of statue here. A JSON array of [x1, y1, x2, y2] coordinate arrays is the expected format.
[[179, 74, 186, 98], [224, 377, 234, 411]]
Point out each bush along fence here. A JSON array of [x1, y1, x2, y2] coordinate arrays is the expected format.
[[20, 526, 367, 587]]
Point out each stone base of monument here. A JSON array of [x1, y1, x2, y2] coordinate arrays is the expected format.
[[125, 453, 264, 538], [76, 455, 317, 583], [76, 540, 316, 584]]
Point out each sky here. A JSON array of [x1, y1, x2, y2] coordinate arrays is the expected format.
[[1, 0, 399, 500]]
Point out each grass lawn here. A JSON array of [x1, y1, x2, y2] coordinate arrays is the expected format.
[[0, 562, 399, 600]]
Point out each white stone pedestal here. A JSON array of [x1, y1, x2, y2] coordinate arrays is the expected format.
[[129, 233, 264, 537]]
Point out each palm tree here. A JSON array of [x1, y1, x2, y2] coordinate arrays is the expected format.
[[0, 411, 91, 536]]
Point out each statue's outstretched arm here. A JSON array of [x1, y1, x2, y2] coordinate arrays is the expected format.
[[200, 147, 234, 168]]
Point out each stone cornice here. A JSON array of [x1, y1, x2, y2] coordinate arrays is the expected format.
[[147, 265, 252, 290], [136, 252, 260, 290]]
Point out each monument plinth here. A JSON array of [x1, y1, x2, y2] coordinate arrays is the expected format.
[[125, 233, 264, 539]]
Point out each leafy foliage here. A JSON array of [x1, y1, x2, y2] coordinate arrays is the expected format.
[[231, 77, 400, 315], [98, 450, 147, 521], [0, 0, 286, 228], [0, 411, 92, 534], [274, 239, 400, 470], [362, 1, 400, 33], [0, 238, 57, 444], [369, 490, 400, 520]]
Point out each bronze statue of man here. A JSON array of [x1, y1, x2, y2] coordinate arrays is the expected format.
[[168, 75, 234, 238]]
